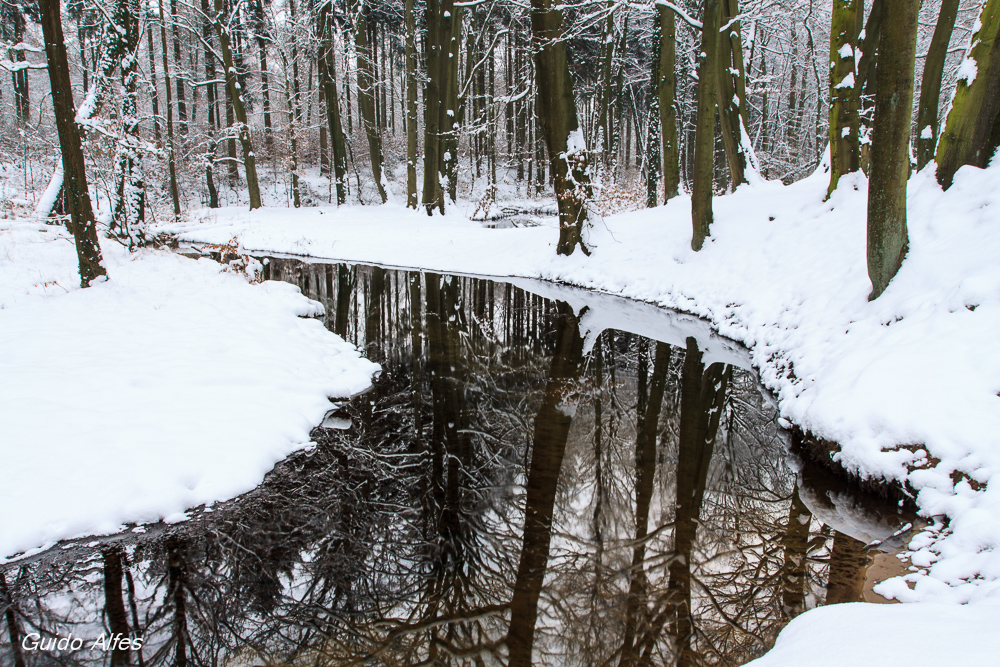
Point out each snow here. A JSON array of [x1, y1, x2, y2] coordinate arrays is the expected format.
[[834, 72, 855, 89], [957, 57, 978, 85], [837, 43, 853, 60], [746, 602, 1000, 666], [0, 221, 378, 561], [920, 125, 933, 140], [163, 158, 1000, 611]]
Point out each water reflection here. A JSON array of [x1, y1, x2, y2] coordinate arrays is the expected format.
[[1, 260, 912, 666]]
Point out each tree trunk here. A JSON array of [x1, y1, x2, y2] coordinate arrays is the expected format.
[[915, 0, 960, 171], [201, 0, 219, 208], [867, 0, 918, 299], [7, 6, 29, 126], [405, 0, 418, 208], [146, 25, 162, 144], [658, 6, 680, 201], [254, 0, 273, 153], [717, 0, 749, 187], [422, 0, 458, 214], [645, 30, 661, 209], [38, 0, 107, 286], [215, 0, 263, 209], [828, 0, 861, 195], [349, 0, 388, 203], [935, 0, 1000, 189], [857, 0, 885, 173], [691, 0, 721, 251], [531, 0, 593, 255], [159, 0, 181, 217], [317, 0, 348, 205], [112, 0, 145, 247], [170, 0, 187, 137]]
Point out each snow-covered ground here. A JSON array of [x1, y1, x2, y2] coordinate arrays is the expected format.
[[159, 159, 1000, 661], [0, 220, 379, 562]]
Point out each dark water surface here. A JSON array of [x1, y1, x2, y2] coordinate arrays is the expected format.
[[1, 259, 913, 666]]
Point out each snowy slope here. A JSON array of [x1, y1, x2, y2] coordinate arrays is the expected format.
[[164, 159, 1000, 605], [0, 221, 379, 561]]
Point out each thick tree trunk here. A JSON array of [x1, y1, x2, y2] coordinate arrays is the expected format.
[[645, 32, 661, 209], [867, 0, 918, 299], [691, 0, 721, 251], [215, 0, 263, 209], [147, 26, 162, 144], [857, 0, 885, 172], [531, 0, 593, 256], [658, 6, 680, 202], [935, 0, 1000, 189], [828, 0, 861, 195], [112, 0, 145, 247], [405, 0, 418, 208], [38, 0, 107, 286], [422, 0, 458, 214], [349, 0, 388, 203], [718, 0, 749, 187], [317, 0, 348, 205], [280, 50, 302, 208], [915, 0, 960, 171]]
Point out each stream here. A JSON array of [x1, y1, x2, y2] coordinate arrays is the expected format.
[[0, 258, 915, 666]]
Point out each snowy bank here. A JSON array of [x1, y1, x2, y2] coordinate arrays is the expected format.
[[0, 221, 379, 561], [163, 159, 1000, 606], [745, 601, 1000, 666]]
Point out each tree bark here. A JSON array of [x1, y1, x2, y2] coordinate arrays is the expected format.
[[828, 0, 861, 195], [201, 0, 219, 208], [658, 6, 680, 202], [38, 0, 107, 286], [935, 0, 1000, 189], [915, 0, 960, 171], [530, 0, 593, 255], [112, 0, 145, 247], [691, 0, 721, 251], [422, 0, 458, 214], [215, 0, 263, 209], [867, 0, 918, 299], [317, 0, 348, 205], [718, 0, 749, 187], [349, 0, 388, 203], [159, 0, 181, 217], [405, 0, 418, 208]]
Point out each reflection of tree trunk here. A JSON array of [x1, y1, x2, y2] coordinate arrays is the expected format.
[[780, 485, 812, 618], [619, 342, 671, 667], [103, 546, 132, 666], [825, 531, 869, 604], [167, 539, 190, 667], [661, 338, 728, 667], [507, 302, 585, 667], [366, 267, 385, 353], [1, 572, 26, 667], [336, 265, 352, 339]]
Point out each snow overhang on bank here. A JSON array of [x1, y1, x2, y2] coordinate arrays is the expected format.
[[0, 222, 379, 562]]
